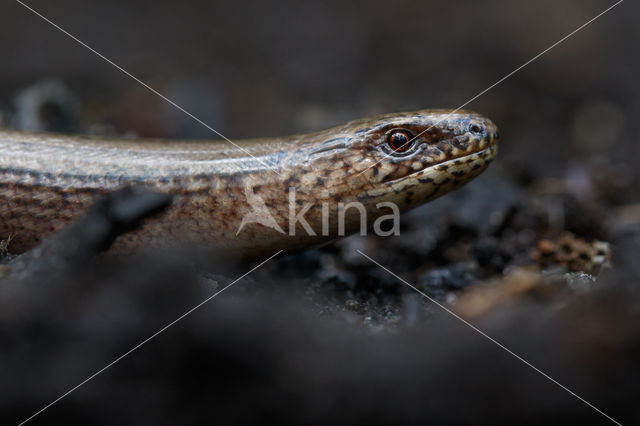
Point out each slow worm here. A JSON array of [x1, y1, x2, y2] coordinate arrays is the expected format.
[[0, 109, 499, 255]]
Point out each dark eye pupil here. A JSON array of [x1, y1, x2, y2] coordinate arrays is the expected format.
[[390, 132, 410, 151], [387, 130, 414, 153], [394, 134, 407, 145]]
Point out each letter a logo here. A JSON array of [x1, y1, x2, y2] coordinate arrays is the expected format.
[[236, 186, 285, 235]]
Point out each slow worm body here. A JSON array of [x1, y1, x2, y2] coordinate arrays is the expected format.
[[0, 109, 499, 255]]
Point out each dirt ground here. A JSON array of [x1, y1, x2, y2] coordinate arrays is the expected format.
[[1, 1, 639, 425]]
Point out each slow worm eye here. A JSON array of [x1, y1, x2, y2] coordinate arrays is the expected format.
[[388, 131, 413, 152]]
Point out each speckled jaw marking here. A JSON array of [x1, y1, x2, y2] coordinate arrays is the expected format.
[[0, 109, 499, 256], [361, 144, 499, 208], [382, 145, 498, 207]]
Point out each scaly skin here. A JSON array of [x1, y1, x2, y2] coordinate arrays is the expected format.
[[0, 109, 499, 255]]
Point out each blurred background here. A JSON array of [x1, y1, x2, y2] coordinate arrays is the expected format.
[[1, 0, 639, 424]]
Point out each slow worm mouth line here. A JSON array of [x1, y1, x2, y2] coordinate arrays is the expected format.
[[385, 144, 498, 185]]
